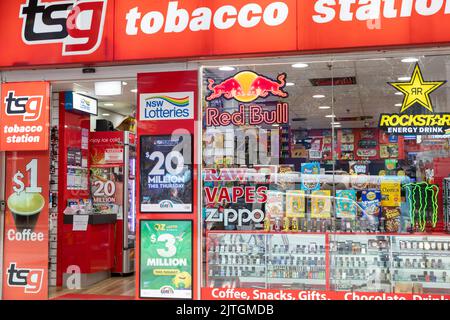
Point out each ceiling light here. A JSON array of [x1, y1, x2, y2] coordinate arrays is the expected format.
[[102, 113, 110, 116], [318, 106, 331, 109], [286, 82, 295, 86], [401, 57, 419, 63], [395, 92, 403, 95], [95, 81, 122, 96], [331, 122, 341, 125], [272, 124, 280, 127], [131, 89, 137, 93], [292, 63, 309, 68], [104, 103, 114, 106], [395, 103, 402, 107], [334, 125, 342, 128], [219, 66, 235, 71], [398, 76, 411, 81], [325, 114, 336, 118], [313, 94, 325, 99], [122, 81, 128, 85]]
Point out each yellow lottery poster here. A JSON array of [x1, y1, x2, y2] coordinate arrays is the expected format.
[[286, 190, 305, 218], [311, 190, 331, 219], [380, 181, 401, 207]]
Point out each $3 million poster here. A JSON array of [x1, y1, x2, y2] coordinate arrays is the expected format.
[[140, 220, 193, 299]]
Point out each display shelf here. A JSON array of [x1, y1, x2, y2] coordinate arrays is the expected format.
[[67, 165, 88, 170], [391, 267, 448, 272], [269, 252, 325, 256], [267, 278, 325, 285], [208, 264, 266, 268], [393, 281, 450, 289]]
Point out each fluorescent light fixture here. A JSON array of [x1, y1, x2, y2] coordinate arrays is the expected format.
[[319, 106, 331, 109], [122, 81, 128, 85], [131, 89, 137, 93], [272, 124, 280, 127], [102, 113, 110, 116], [395, 92, 403, 95], [325, 114, 336, 118], [395, 103, 402, 107], [286, 82, 295, 86], [95, 81, 122, 96], [313, 94, 325, 99], [292, 63, 309, 68], [401, 57, 419, 63], [398, 76, 411, 81], [331, 122, 341, 125], [334, 125, 342, 128], [104, 103, 114, 106], [219, 66, 235, 71]]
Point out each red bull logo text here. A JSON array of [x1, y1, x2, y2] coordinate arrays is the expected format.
[[206, 71, 289, 103], [206, 103, 289, 127]]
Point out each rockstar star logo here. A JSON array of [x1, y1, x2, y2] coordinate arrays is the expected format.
[[389, 63, 446, 113]]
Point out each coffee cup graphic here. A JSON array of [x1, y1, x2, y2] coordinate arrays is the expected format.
[[7, 192, 45, 232]]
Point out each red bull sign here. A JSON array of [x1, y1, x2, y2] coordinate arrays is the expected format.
[[206, 71, 288, 103]]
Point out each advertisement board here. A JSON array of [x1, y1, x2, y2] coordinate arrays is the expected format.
[[2, 1, 450, 67], [2, 151, 50, 299], [140, 134, 193, 213], [65, 92, 98, 116], [140, 220, 193, 299], [0, 82, 50, 151]]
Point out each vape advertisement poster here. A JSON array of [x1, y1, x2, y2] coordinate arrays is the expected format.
[[140, 220, 193, 299], [286, 190, 306, 218], [311, 190, 331, 219], [381, 180, 402, 207], [90, 167, 124, 219], [140, 134, 193, 213], [336, 190, 357, 219], [2, 151, 50, 299]]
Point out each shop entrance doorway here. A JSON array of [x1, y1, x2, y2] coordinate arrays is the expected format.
[[48, 79, 138, 299]]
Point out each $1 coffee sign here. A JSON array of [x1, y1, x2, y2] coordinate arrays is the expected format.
[[2, 151, 50, 300]]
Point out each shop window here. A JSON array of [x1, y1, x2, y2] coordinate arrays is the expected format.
[[201, 55, 450, 297]]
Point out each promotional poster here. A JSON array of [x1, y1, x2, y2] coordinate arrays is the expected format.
[[140, 220, 193, 299], [140, 134, 192, 213], [90, 167, 124, 218], [2, 151, 50, 299]]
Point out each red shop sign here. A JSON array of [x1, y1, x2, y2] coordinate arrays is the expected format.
[[1, 0, 450, 68]]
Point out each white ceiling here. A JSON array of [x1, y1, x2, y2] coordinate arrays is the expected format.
[[204, 55, 450, 129], [52, 79, 137, 116]]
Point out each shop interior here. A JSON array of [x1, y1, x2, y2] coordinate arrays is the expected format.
[[48, 79, 138, 299], [203, 54, 450, 295]]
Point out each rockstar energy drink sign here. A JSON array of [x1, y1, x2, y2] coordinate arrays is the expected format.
[[379, 64, 448, 135]]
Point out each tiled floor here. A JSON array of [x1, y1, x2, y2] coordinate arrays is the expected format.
[[49, 275, 135, 299]]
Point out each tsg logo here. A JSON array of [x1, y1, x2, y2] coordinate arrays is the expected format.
[[19, 0, 108, 56], [7, 263, 44, 294], [4, 91, 43, 121]]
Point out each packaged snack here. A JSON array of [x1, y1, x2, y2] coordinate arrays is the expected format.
[[311, 190, 331, 219], [286, 190, 306, 218], [336, 190, 357, 219]]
